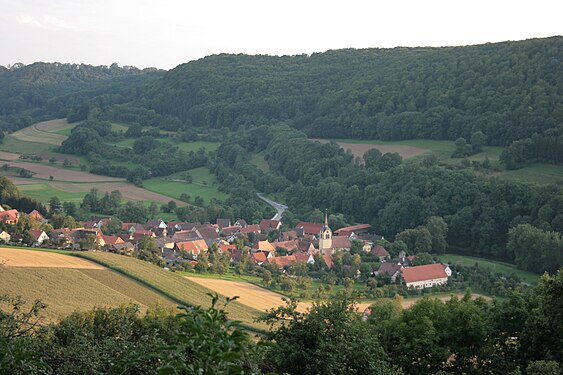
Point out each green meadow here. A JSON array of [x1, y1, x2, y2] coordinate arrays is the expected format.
[[439, 253, 540, 284], [142, 167, 228, 204]]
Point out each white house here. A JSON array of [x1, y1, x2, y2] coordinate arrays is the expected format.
[[401, 263, 451, 289]]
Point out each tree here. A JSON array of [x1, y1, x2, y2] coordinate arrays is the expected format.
[[48, 196, 62, 215], [261, 269, 273, 286], [411, 252, 434, 266], [452, 137, 472, 157], [470, 131, 486, 153], [259, 296, 394, 375], [426, 216, 448, 253], [395, 227, 432, 254], [363, 148, 382, 168]]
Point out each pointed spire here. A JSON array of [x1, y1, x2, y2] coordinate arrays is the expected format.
[[324, 208, 328, 226]]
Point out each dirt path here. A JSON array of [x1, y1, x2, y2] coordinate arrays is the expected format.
[[0, 247, 104, 269], [0, 151, 21, 160], [311, 139, 428, 159]]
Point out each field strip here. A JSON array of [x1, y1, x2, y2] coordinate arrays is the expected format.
[[48, 181, 188, 205], [0, 151, 21, 160], [0, 247, 104, 269], [5, 161, 125, 182], [311, 138, 428, 159], [185, 277, 313, 313], [35, 119, 76, 132]]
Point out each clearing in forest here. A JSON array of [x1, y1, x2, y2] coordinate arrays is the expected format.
[[4, 161, 124, 182], [311, 138, 429, 159]]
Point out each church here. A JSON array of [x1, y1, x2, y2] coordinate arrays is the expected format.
[[318, 209, 352, 254]]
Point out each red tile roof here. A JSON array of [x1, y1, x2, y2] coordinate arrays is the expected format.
[[176, 239, 208, 255], [27, 229, 46, 241], [294, 252, 313, 263], [401, 264, 448, 283], [332, 236, 351, 249], [371, 245, 389, 257], [268, 255, 296, 268], [251, 252, 267, 264], [334, 224, 371, 235], [101, 235, 124, 245], [272, 240, 299, 252], [240, 224, 261, 234], [295, 221, 323, 236], [259, 219, 281, 231], [322, 254, 333, 269]]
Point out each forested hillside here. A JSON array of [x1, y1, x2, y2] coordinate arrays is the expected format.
[[0, 62, 163, 131], [148, 37, 562, 146]]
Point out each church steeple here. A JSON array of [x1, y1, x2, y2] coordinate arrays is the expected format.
[[319, 208, 332, 253]]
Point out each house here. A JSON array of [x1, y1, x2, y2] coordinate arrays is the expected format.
[[298, 240, 316, 254], [295, 221, 323, 237], [122, 223, 145, 234], [322, 254, 334, 269], [239, 224, 261, 236], [50, 228, 73, 248], [259, 219, 281, 232], [216, 218, 231, 230], [28, 210, 46, 223], [251, 252, 267, 266], [146, 219, 167, 230], [401, 264, 451, 289], [331, 236, 352, 251], [254, 240, 275, 252], [268, 255, 297, 270], [195, 226, 220, 240], [175, 239, 208, 259], [101, 235, 124, 248], [272, 240, 299, 252], [371, 245, 390, 261], [234, 219, 248, 228], [221, 226, 241, 242], [27, 230, 49, 246], [280, 230, 298, 241], [0, 209, 20, 225], [294, 252, 315, 264], [0, 230, 11, 243], [375, 263, 402, 283], [334, 224, 372, 237], [112, 241, 134, 255]]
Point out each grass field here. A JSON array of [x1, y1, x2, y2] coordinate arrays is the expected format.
[[439, 253, 540, 284], [250, 153, 270, 173], [74, 252, 267, 330], [143, 167, 228, 204], [111, 137, 220, 153], [0, 135, 54, 154]]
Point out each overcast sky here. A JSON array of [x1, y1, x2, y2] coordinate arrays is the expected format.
[[0, 0, 561, 70]]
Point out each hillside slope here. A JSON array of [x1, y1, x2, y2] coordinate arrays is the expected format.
[[149, 37, 562, 145]]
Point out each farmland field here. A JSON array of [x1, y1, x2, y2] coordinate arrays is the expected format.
[[2, 160, 124, 182], [75, 252, 267, 330], [0, 247, 103, 268], [311, 138, 433, 159], [11, 119, 74, 146], [439, 253, 540, 284], [186, 276, 312, 313], [0, 247, 176, 321], [0, 135, 54, 154]]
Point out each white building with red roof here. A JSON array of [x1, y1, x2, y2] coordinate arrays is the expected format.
[[401, 263, 452, 289]]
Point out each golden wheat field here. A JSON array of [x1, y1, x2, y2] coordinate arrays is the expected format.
[[0, 247, 104, 269], [0, 267, 172, 321]]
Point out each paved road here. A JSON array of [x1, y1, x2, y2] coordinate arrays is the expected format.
[[257, 193, 288, 221]]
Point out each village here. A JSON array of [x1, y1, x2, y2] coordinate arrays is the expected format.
[[0, 205, 451, 290]]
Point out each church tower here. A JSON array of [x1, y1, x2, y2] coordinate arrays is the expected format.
[[318, 209, 332, 253]]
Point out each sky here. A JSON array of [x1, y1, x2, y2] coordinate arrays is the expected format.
[[0, 0, 561, 70]]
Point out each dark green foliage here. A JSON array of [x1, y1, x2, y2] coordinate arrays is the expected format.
[[260, 296, 395, 375], [0, 62, 162, 131], [149, 38, 562, 146], [507, 224, 563, 274]]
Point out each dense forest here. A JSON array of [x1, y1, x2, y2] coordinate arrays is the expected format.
[[146, 37, 562, 146], [0, 62, 163, 132]]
